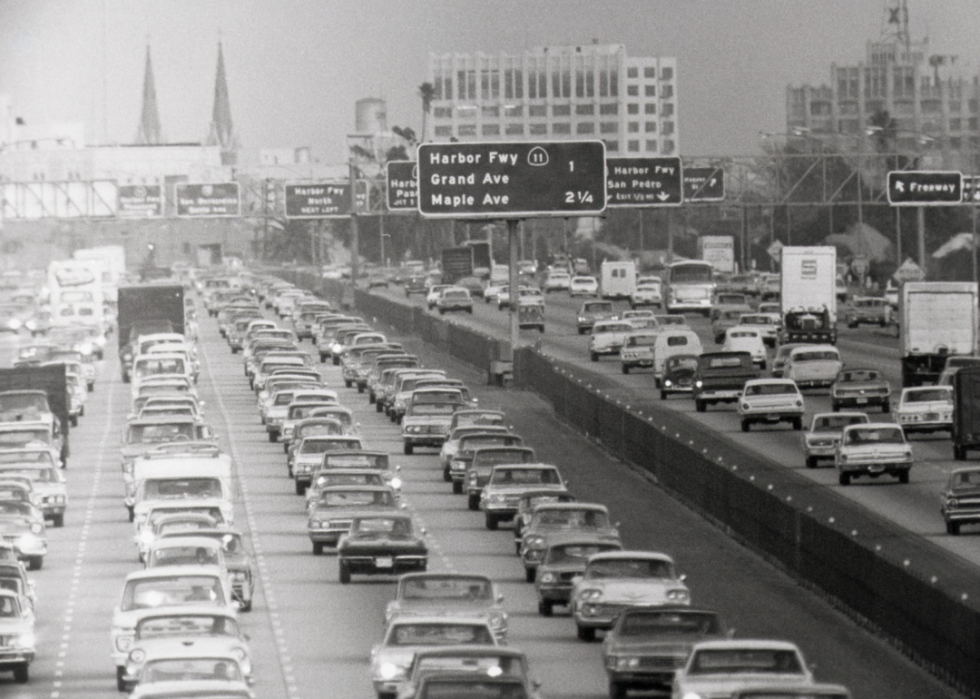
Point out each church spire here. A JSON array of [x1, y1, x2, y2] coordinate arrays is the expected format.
[[206, 41, 237, 162], [135, 44, 162, 145]]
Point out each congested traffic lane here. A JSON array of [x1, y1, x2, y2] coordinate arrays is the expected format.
[[372, 284, 978, 568]]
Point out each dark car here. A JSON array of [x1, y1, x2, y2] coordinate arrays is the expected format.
[[660, 354, 699, 400], [830, 368, 891, 413], [337, 513, 427, 583], [404, 276, 427, 297]]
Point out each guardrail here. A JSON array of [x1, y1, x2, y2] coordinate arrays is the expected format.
[[281, 270, 980, 696]]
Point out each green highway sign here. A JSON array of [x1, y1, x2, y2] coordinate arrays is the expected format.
[[683, 166, 726, 202], [284, 182, 351, 219], [386, 161, 418, 211], [417, 141, 606, 218], [606, 157, 683, 207], [887, 170, 962, 206]]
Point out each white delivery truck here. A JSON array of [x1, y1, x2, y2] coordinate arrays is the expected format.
[[779, 246, 837, 345], [900, 282, 979, 387], [600, 260, 636, 300], [48, 259, 106, 331], [74, 245, 125, 304], [698, 236, 735, 275]]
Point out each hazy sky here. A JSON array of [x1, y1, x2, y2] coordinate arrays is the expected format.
[[1, 0, 978, 162]]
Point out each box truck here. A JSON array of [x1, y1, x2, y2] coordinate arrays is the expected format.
[[900, 282, 979, 387], [780, 246, 837, 344]]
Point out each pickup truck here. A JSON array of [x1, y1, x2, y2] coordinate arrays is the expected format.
[[692, 351, 760, 413]]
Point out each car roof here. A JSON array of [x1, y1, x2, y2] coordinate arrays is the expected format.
[[690, 638, 802, 652], [588, 550, 674, 562], [123, 565, 224, 582]]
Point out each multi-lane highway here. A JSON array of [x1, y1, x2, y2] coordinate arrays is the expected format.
[[369, 285, 980, 570], [0, 295, 963, 699]]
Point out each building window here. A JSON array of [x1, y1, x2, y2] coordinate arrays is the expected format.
[[950, 137, 962, 149], [575, 68, 584, 98], [838, 102, 858, 115], [628, 140, 640, 152], [627, 85, 638, 96], [529, 123, 547, 135], [950, 101, 962, 113], [433, 107, 452, 119], [604, 139, 619, 152], [505, 123, 524, 136], [529, 105, 547, 117], [599, 103, 618, 115], [644, 103, 656, 115], [457, 105, 477, 120], [553, 104, 571, 116], [645, 139, 658, 152], [576, 122, 595, 134], [662, 103, 674, 117], [434, 126, 452, 137], [644, 66, 657, 79], [663, 139, 675, 153], [950, 118, 962, 131], [627, 67, 638, 79], [576, 104, 594, 116], [627, 103, 639, 115], [922, 100, 942, 114], [645, 84, 656, 97], [482, 124, 500, 136], [504, 105, 523, 117], [663, 121, 674, 135], [458, 124, 477, 137], [661, 85, 673, 99], [482, 105, 500, 118], [661, 66, 673, 80], [599, 70, 608, 97], [628, 122, 639, 133], [811, 102, 832, 116], [970, 117, 979, 130], [969, 99, 979, 113], [600, 122, 618, 134], [586, 70, 594, 97], [552, 123, 571, 134], [645, 122, 657, 133]]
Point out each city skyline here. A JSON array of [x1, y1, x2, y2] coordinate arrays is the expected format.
[[0, 0, 977, 162]]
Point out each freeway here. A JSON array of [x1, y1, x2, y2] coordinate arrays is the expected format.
[[0, 298, 962, 698], [371, 285, 980, 570]]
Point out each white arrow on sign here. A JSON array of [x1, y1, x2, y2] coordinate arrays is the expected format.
[[894, 181, 905, 192], [657, 192, 671, 201]]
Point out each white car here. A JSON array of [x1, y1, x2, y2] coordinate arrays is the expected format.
[[569, 276, 599, 297], [782, 345, 842, 390], [895, 386, 954, 435], [630, 278, 663, 308], [543, 271, 571, 292], [425, 285, 451, 310], [802, 412, 869, 469], [836, 422, 913, 485], [722, 328, 767, 369], [736, 313, 779, 347], [738, 378, 805, 432], [589, 320, 635, 361], [672, 639, 814, 699]]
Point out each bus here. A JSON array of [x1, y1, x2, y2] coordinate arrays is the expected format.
[[665, 260, 715, 316]]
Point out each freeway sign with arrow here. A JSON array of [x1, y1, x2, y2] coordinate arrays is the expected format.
[[887, 170, 962, 206], [683, 167, 725, 201], [606, 157, 682, 207]]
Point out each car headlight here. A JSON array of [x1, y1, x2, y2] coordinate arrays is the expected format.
[[666, 588, 690, 603], [539, 572, 556, 583], [233, 571, 247, 581], [13, 632, 35, 649], [741, 402, 750, 410], [579, 588, 602, 601], [7, 318, 22, 330], [487, 611, 506, 627], [948, 498, 959, 509], [128, 649, 146, 663], [695, 380, 703, 388], [25, 319, 37, 331], [526, 536, 545, 548], [379, 662, 405, 680], [390, 477, 402, 490], [489, 494, 505, 504], [29, 521, 43, 534], [139, 530, 155, 545], [116, 634, 134, 652]]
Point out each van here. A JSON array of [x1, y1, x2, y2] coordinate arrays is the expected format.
[[128, 450, 233, 524], [600, 260, 636, 300]]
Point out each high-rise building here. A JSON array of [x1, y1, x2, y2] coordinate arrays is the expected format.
[[426, 43, 678, 156], [785, 1, 979, 171]]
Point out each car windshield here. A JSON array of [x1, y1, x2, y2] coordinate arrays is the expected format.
[[0, 467, 58, 483], [142, 658, 243, 683], [746, 383, 797, 396], [619, 611, 722, 637], [793, 350, 839, 362], [121, 575, 225, 611], [0, 501, 33, 517], [844, 427, 905, 445], [0, 393, 48, 413], [812, 415, 867, 432], [490, 468, 560, 485], [583, 303, 613, 313], [409, 403, 457, 416], [668, 357, 698, 371], [320, 490, 394, 507], [533, 508, 607, 528], [586, 558, 673, 579], [904, 388, 952, 402], [0, 429, 50, 447], [301, 438, 357, 454], [474, 450, 534, 466], [149, 545, 221, 568], [322, 454, 386, 469], [706, 356, 745, 369], [135, 358, 186, 378], [352, 516, 412, 535], [390, 623, 494, 646], [401, 575, 492, 601], [839, 370, 880, 382], [142, 477, 221, 499], [127, 423, 197, 444], [688, 648, 803, 675], [418, 679, 527, 699], [952, 470, 980, 490], [545, 543, 619, 565]]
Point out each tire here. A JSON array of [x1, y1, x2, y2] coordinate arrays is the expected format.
[[590, 352, 599, 362], [578, 328, 585, 335], [70, 415, 78, 427], [882, 401, 891, 414], [946, 520, 961, 535], [357, 385, 364, 394], [52, 513, 64, 528], [344, 380, 352, 388], [538, 599, 553, 616], [338, 561, 351, 584], [839, 472, 851, 486], [283, 443, 290, 454], [621, 365, 629, 374], [319, 353, 328, 363], [759, 360, 767, 371], [609, 680, 627, 699], [577, 625, 596, 642], [793, 417, 802, 431], [28, 556, 42, 571], [955, 445, 966, 461], [404, 443, 414, 455], [898, 470, 910, 484], [127, 507, 134, 523], [485, 514, 498, 530], [525, 567, 535, 583], [240, 598, 253, 612], [439, 309, 445, 315], [831, 403, 840, 413], [295, 480, 306, 496], [660, 390, 668, 400], [805, 456, 818, 469], [376, 401, 383, 413], [14, 662, 29, 684], [714, 335, 724, 344], [453, 481, 463, 495], [333, 356, 340, 366], [442, 468, 451, 482], [268, 431, 278, 443], [116, 667, 127, 692], [313, 542, 323, 555], [741, 420, 750, 432], [468, 494, 479, 511], [695, 400, 706, 413]]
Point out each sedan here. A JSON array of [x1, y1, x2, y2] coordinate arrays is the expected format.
[[569, 276, 600, 297], [830, 368, 891, 413], [895, 386, 953, 436], [802, 412, 869, 469], [722, 328, 767, 369], [941, 467, 980, 535], [337, 513, 427, 583], [672, 639, 814, 699]]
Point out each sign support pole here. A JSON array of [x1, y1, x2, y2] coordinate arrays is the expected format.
[[916, 206, 926, 269], [350, 213, 359, 285], [508, 219, 520, 353]]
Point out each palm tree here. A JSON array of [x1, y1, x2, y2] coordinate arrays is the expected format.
[[418, 82, 435, 143]]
